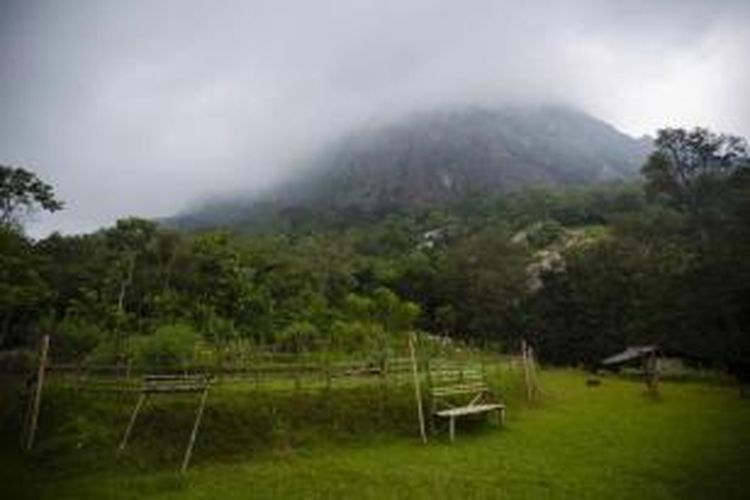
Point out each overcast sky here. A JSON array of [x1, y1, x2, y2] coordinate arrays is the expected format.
[[1, 0, 749, 236]]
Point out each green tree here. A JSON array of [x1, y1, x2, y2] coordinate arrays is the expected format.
[[640, 128, 750, 373], [35, 232, 116, 331], [437, 224, 530, 345], [0, 227, 50, 346], [531, 226, 690, 366], [642, 128, 749, 219], [0, 165, 63, 229]]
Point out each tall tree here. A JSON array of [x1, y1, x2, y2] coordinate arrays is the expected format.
[[641, 128, 749, 219], [0, 166, 62, 345], [0, 227, 50, 346], [0, 165, 63, 230]]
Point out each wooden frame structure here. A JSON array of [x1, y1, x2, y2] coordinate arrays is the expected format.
[[427, 360, 505, 441], [409, 333, 504, 442], [118, 374, 211, 472]]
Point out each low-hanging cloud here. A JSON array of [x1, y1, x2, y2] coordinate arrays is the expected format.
[[1, 0, 748, 235]]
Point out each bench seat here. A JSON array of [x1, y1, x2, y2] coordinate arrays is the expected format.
[[435, 403, 505, 418]]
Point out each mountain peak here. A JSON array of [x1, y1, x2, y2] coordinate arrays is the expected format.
[[289, 105, 650, 207], [174, 105, 651, 230]]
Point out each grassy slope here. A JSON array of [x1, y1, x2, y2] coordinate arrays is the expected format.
[[17, 370, 748, 500]]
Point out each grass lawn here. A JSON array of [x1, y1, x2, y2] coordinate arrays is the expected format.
[[3, 370, 750, 499]]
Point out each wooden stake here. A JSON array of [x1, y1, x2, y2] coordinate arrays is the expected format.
[[408, 333, 427, 444], [22, 380, 36, 446], [380, 355, 389, 416], [325, 360, 332, 391], [25, 334, 50, 452], [528, 345, 540, 398], [521, 339, 533, 403], [118, 392, 147, 453], [181, 386, 209, 473]]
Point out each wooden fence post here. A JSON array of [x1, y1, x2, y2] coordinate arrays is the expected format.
[[25, 334, 50, 452], [408, 333, 427, 444]]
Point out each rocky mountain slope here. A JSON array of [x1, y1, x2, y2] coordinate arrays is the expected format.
[[174, 105, 651, 229]]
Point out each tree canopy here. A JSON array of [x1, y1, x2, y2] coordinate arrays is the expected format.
[[1, 129, 749, 379], [0, 165, 63, 230]]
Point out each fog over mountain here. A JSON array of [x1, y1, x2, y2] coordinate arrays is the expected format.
[[1, 0, 749, 235], [175, 105, 651, 229], [293, 106, 651, 207]]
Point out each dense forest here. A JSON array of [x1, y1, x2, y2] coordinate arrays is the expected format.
[[1, 127, 749, 376]]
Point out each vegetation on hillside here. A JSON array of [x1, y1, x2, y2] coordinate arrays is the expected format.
[[174, 106, 650, 230], [1, 127, 749, 379]]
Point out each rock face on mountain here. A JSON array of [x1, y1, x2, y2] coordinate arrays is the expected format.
[[287, 106, 650, 209], [174, 105, 651, 228]]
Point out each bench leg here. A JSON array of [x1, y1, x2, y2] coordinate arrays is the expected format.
[[449, 416, 455, 442], [119, 392, 148, 454]]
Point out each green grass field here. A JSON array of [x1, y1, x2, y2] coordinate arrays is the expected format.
[[2, 370, 749, 499]]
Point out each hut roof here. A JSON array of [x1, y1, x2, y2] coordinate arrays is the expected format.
[[601, 346, 658, 366]]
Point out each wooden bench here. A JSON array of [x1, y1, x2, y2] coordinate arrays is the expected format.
[[428, 362, 505, 441]]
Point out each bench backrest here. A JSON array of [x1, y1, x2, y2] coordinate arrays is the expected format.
[[428, 361, 490, 410]]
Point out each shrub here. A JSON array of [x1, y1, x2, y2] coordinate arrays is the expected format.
[[49, 318, 101, 362], [527, 220, 565, 248], [275, 321, 320, 353], [132, 323, 199, 369], [329, 320, 386, 355]]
